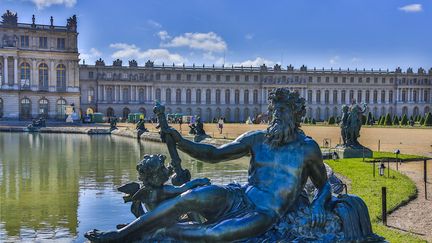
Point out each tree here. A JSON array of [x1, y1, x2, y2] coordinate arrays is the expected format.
[[424, 112, 432, 126], [303, 117, 309, 124], [378, 115, 385, 125], [419, 116, 425, 126], [384, 113, 392, 126], [365, 112, 373, 125], [400, 114, 408, 126], [361, 115, 367, 125], [392, 115, 400, 126], [328, 116, 336, 125], [311, 118, 317, 124]]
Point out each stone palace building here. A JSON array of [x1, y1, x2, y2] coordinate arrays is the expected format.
[[1, 11, 432, 122]]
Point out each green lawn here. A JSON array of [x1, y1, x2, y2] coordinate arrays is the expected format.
[[372, 151, 429, 160], [326, 156, 426, 242]]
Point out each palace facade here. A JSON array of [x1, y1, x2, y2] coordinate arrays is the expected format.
[[1, 11, 431, 122], [0, 11, 80, 119], [79, 60, 432, 122]]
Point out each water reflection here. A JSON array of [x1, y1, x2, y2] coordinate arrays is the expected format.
[[0, 133, 249, 242]]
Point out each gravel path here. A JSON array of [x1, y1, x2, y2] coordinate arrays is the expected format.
[[387, 161, 432, 242]]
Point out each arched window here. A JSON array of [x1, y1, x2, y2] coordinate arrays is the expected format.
[[123, 107, 130, 119], [357, 90, 362, 103], [402, 90, 407, 103], [316, 107, 321, 121], [56, 64, 66, 91], [341, 90, 346, 104], [196, 89, 201, 104], [165, 88, 171, 103], [324, 90, 329, 104], [206, 108, 212, 122], [186, 89, 192, 104], [106, 107, 114, 117], [39, 98, 49, 118], [253, 90, 258, 104], [195, 108, 202, 119], [381, 90, 386, 103], [244, 90, 249, 104], [373, 90, 378, 103], [87, 88, 94, 103], [106, 87, 113, 103], [424, 90, 429, 102], [333, 90, 338, 104], [56, 99, 67, 119], [38, 63, 49, 90], [402, 106, 408, 116], [413, 90, 417, 102], [155, 88, 161, 101], [206, 89, 211, 104], [413, 107, 419, 116], [307, 90, 312, 103], [225, 89, 231, 104], [176, 89, 181, 103], [365, 90, 370, 103], [20, 98, 32, 120], [186, 108, 192, 116], [122, 88, 129, 103], [349, 90, 354, 103], [324, 107, 330, 120], [235, 89, 240, 105], [20, 62, 31, 89], [316, 90, 321, 103], [138, 88, 145, 103], [0, 98, 3, 118], [216, 89, 221, 104]]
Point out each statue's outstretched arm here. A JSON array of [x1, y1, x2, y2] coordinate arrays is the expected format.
[[160, 178, 211, 200], [165, 128, 251, 163], [306, 141, 332, 227]]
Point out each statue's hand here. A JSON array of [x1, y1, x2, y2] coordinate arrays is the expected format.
[[84, 229, 121, 242], [162, 127, 182, 143], [192, 177, 211, 187], [311, 205, 326, 228]]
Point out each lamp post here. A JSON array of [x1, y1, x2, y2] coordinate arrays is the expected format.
[[379, 163, 386, 177], [394, 149, 400, 171]]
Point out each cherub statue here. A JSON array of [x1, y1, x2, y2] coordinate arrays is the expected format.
[[114, 154, 210, 228]]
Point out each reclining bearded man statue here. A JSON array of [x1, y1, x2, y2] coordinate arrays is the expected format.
[[85, 88, 382, 242]]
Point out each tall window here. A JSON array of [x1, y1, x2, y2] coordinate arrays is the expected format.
[[196, 89, 201, 104], [235, 89, 240, 105], [413, 90, 417, 102], [186, 89, 192, 104], [87, 88, 94, 103], [366, 90, 370, 103], [39, 37, 48, 48], [389, 91, 393, 103], [216, 89, 221, 104], [57, 38, 65, 50], [225, 89, 231, 104], [307, 90, 312, 103], [39, 98, 49, 118], [253, 90, 258, 104], [357, 90, 362, 103], [341, 90, 346, 104], [106, 87, 113, 102], [316, 90, 321, 104], [20, 62, 31, 89], [402, 90, 407, 102], [324, 90, 329, 104], [349, 90, 354, 102], [424, 90, 429, 102], [176, 89, 181, 103], [244, 90, 249, 104], [381, 90, 386, 103], [206, 89, 211, 104], [155, 88, 161, 102], [122, 88, 129, 103], [373, 90, 378, 103], [56, 64, 66, 91], [333, 90, 338, 104], [166, 88, 171, 103], [20, 98, 32, 120], [56, 99, 67, 119], [20, 35, 29, 48], [138, 88, 145, 103], [38, 63, 48, 90]]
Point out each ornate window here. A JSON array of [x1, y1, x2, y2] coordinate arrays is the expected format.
[[381, 90, 386, 103], [165, 88, 171, 103], [123, 107, 130, 119], [56, 99, 67, 119], [186, 89, 192, 104], [122, 88, 129, 103], [324, 90, 329, 104], [225, 89, 231, 104], [389, 91, 393, 103], [106, 87, 113, 102], [216, 89, 221, 104], [333, 90, 338, 104], [176, 89, 181, 103], [341, 90, 346, 104], [106, 107, 114, 117], [357, 90, 362, 103], [244, 90, 249, 104], [307, 90, 312, 103], [196, 89, 201, 104], [39, 98, 49, 118], [349, 90, 354, 103], [87, 88, 94, 103], [38, 63, 49, 90], [316, 90, 321, 104], [253, 90, 258, 104], [20, 98, 32, 120], [139, 88, 145, 103], [235, 89, 240, 105], [373, 90, 378, 103], [206, 89, 211, 104], [20, 62, 31, 89], [56, 64, 66, 91]]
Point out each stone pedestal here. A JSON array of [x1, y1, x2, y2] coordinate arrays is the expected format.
[[335, 146, 373, 159]]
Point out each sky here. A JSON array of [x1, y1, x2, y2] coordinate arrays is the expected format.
[[1, 0, 431, 70]]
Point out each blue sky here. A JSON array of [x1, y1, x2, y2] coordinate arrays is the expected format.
[[1, 0, 431, 69]]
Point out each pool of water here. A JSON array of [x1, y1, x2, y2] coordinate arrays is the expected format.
[[0, 133, 249, 242]]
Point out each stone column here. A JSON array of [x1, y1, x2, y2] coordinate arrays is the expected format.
[[330, 89, 334, 105], [182, 87, 186, 104], [240, 88, 245, 105], [98, 86, 102, 101], [211, 88, 216, 104], [49, 60, 55, 91], [396, 89, 400, 102], [13, 56, 18, 89], [3, 56, 8, 87], [191, 88, 196, 105], [221, 88, 225, 105], [114, 85, 118, 102], [312, 89, 317, 105], [31, 59, 37, 91]]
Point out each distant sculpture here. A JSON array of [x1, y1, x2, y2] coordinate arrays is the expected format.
[[85, 88, 381, 242], [135, 118, 148, 138], [1, 10, 18, 26], [66, 15, 77, 31], [341, 102, 367, 147], [27, 117, 46, 131], [109, 117, 117, 131]]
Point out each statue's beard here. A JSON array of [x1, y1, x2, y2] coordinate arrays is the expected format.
[[266, 118, 296, 148]]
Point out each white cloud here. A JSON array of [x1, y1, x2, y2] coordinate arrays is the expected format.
[[399, 4, 422, 12], [329, 56, 340, 65], [162, 32, 227, 52], [245, 33, 254, 40], [351, 57, 361, 63], [31, 0, 76, 9], [233, 57, 275, 67], [80, 48, 102, 64], [110, 43, 186, 64], [147, 19, 162, 28], [157, 31, 171, 41]]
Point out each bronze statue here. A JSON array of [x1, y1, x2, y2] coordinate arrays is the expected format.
[[135, 118, 148, 138], [341, 102, 367, 147], [85, 88, 380, 242]]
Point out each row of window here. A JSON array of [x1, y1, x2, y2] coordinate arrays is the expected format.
[[0, 62, 66, 90], [19, 35, 66, 50], [306, 89, 430, 104], [18, 98, 67, 119]]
